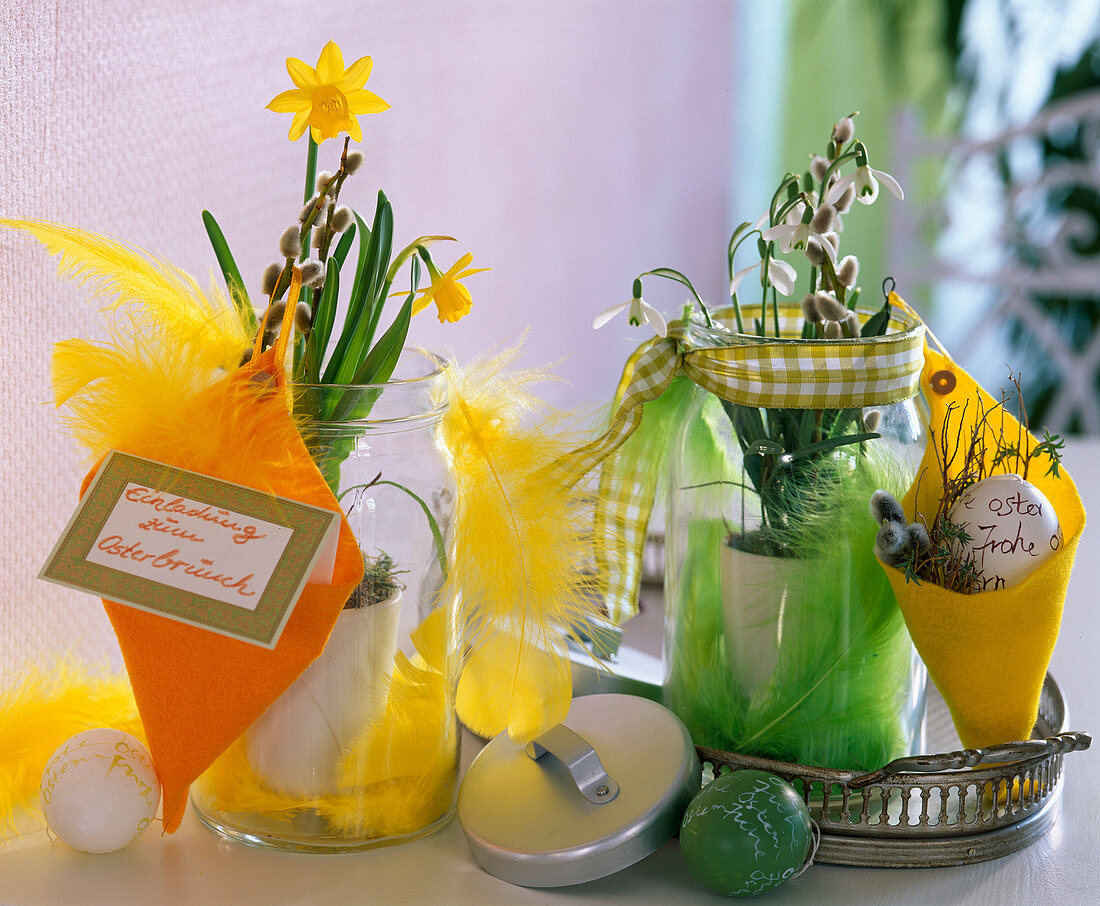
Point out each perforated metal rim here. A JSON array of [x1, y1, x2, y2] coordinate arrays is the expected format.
[[696, 673, 1076, 867]]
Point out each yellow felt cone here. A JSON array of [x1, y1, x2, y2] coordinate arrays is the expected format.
[[886, 346, 1085, 750]]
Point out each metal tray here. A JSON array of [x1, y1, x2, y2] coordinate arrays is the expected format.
[[696, 673, 1091, 867]]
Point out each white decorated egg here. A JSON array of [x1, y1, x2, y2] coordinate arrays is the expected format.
[[947, 474, 1062, 590], [40, 728, 161, 853]]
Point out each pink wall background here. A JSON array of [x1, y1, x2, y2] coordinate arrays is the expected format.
[[0, 0, 737, 678]]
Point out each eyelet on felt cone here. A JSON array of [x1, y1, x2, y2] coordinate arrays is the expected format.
[[930, 369, 956, 395]]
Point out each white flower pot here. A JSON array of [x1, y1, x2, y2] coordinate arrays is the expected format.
[[718, 545, 805, 699], [244, 591, 402, 798]]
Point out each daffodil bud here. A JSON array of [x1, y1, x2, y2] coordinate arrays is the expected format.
[[294, 301, 312, 334], [814, 291, 847, 322], [261, 262, 282, 296], [800, 293, 820, 323], [837, 255, 860, 286], [804, 238, 826, 267], [833, 116, 855, 144], [300, 258, 326, 287], [344, 150, 364, 174], [810, 155, 829, 183], [279, 226, 301, 259], [810, 204, 836, 234], [330, 205, 353, 232], [315, 170, 334, 193]]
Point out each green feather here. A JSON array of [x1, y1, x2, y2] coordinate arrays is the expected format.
[[665, 421, 920, 771]]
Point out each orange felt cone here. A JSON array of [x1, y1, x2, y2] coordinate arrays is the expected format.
[[9, 221, 367, 833], [886, 346, 1085, 750], [79, 348, 363, 833]]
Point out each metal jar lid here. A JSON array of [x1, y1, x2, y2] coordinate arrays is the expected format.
[[457, 693, 701, 888]]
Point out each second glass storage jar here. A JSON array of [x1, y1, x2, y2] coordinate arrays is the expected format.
[[663, 302, 928, 771]]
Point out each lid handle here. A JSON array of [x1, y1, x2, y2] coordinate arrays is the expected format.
[[526, 724, 620, 804]]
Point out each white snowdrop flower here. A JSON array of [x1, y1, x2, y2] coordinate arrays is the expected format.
[[593, 291, 668, 338], [827, 144, 904, 207], [729, 254, 797, 297]]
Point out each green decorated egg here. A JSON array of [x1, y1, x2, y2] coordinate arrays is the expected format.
[[679, 769, 813, 897]]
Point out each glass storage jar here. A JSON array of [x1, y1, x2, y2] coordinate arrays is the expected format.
[[663, 304, 928, 771], [192, 350, 458, 852]]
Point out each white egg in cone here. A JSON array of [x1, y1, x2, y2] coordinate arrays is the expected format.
[[948, 474, 1062, 589]]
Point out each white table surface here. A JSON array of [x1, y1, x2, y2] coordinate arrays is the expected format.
[[2, 442, 1097, 906]]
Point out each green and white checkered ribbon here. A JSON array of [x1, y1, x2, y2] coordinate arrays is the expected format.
[[576, 297, 926, 624]]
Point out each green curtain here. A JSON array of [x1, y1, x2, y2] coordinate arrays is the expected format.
[[776, 0, 955, 304]]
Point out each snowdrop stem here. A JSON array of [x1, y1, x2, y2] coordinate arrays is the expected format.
[[727, 230, 761, 334], [727, 228, 762, 285], [758, 246, 780, 336], [769, 173, 800, 225], [808, 266, 819, 326], [726, 221, 754, 274], [698, 298, 713, 328], [819, 149, 859, 198], [638, 268, 713, 328], [819, 252, 845, 305], [772, 192, 813, 230]]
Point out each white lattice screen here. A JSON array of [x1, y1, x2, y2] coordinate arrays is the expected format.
[[890, 93, 1100, 434]]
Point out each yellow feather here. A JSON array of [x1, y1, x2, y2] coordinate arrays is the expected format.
[[2, 218, 249, 379], [327, 607, 457, 836], [455, 628, 571, 743], [0, 661, 143, 839], [441, 345, 606, 743], [2, 220, 251, 458], [0, 221, 268, 466], [198, 737, 330, 821], [200, 608, 458, 838]]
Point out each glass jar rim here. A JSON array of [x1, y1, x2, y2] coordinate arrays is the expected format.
[[293, 348, 449, 392], [686, 303, 924, 346]]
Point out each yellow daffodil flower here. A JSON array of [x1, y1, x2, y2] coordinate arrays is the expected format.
[[267, 40, 389, 144], [413, 253, 490, 324]]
